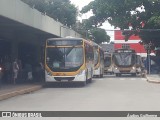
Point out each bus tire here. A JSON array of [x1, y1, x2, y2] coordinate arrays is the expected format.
[[88, 70, 92, 83], [100, 74, 103, 78], [132, 73, 136, 76], [88, 77, 92, 83], [116, 73, 121, 77], [81, 81, 86, 86], [116, 74, 119, 77]]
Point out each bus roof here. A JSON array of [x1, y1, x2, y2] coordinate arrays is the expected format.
[[47, 37, 83, 41], [114, 48, 136, 53]]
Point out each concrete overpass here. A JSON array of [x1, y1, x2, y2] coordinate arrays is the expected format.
[[0, 0, 81, 39], [0, 0, 83, 83], [0, 0, 82, 63]]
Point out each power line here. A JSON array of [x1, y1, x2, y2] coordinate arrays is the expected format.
[[104, 29, 160, 32]]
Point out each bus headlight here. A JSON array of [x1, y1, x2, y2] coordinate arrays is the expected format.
[[78, 70, 84, 75], [0, 67, 2, 71], [132, 67, 135, 70], [115, 67, 118, 70], [47, 71, 52, 76]]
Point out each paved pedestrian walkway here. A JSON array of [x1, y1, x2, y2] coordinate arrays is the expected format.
[[146, 74, 160, 83], [0, 83, 43, 101]]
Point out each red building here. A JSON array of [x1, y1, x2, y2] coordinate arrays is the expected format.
[[114, 30, 152, 57]]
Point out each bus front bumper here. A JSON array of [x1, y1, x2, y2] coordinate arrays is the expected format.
[[45, 70, 86, 82], [114, 67, 136, 74]]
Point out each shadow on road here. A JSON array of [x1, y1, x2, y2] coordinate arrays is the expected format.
[[43, 80, 96, 88], [103, 74, 142, 79]]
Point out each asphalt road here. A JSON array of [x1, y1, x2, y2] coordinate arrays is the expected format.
[[1, 75, 160, 119]]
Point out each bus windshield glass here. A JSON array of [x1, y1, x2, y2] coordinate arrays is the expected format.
[[104, 57, 111, 67], [46, 47, 83, 72], [113, 53, 136, 67]]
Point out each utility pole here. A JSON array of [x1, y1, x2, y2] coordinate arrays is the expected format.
[[60, 25, 69, 37], [144, 42, 152, 74]]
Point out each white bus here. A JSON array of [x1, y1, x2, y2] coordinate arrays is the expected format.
[[112, 49, 137, 76], [104, 52, 113, 74], [93, 43, 104, 78], [45, 38, 94, 85]]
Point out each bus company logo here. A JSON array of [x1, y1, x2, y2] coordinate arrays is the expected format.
[[63, 73, 66, 76], [1, 112, 42, 118], [2, 112, 11, 117]]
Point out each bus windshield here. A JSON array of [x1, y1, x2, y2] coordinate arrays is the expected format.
[[104, 57, 111, 67], [113, 53, 136, 67], [46, 47, 83, 72]]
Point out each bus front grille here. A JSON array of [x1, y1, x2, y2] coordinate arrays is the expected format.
[[120, 70, 130, 73], [54, 77, 75, 81]]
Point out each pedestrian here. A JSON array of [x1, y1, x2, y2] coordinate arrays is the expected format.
[[36, 62, 44, 82], [25, 63, 33, 81], [17, 59, 22, 81], [12, 59, 19, 84]]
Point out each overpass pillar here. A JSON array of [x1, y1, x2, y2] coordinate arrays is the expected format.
[[11, 40, 18, 61]]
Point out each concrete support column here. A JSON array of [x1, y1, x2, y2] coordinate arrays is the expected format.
[[11, 40, 18, 61]]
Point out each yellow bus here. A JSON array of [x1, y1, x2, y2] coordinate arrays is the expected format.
[[104, 52, 114, 74], [45, 38, 94, 85], [112, 49, 137, 77], [93, 43, 104, 78]]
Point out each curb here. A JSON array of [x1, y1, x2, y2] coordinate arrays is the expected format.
[[0, 85, 43, 101], [147, 79, 160, 84], [146, 76, 160, 84]]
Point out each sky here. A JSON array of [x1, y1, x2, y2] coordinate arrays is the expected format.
[[70, 0, 115, 41]]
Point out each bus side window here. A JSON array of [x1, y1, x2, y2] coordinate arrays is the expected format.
[[85, 44, 94, 61], [100, 50, 104, 60]]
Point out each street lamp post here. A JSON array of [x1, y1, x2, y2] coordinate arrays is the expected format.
[[60, 25, 70, 37], [75, 28, 89, 39], [147, 49, 151, 74], [144, 42, 152, 74]]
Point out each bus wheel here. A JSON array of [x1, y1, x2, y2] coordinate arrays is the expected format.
[[89, 69, 93, 82], [100, 74, 103, 78], [116, 73, 121, 77], [111, 72, 114, 75], [88, 77, 92, 83], [116, 74, 119, 77], [85, 70, 89, 84], [81, 81, 86, 86], [132, 73, 136, 76]]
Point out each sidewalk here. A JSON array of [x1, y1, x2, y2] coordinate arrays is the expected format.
[[146, 74, 160, 83], [0, 74, 159, 101], [0, 83, 43, 101]]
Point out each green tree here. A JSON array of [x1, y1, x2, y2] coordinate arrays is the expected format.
[[21, 0, 78, 27], [90, 28, 110, 44], [21, 0, 47, 12], [46, 0, 78, 26], [73, 19, 110, 44], [81, 0, 160, 50]]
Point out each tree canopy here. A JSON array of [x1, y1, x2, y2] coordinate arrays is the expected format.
[[81, 0, 160, 50], [21, 0, 78, 27], [73, 19, 110, 44], [21, 0, 110, 44], [90, 28, 110, 44]]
